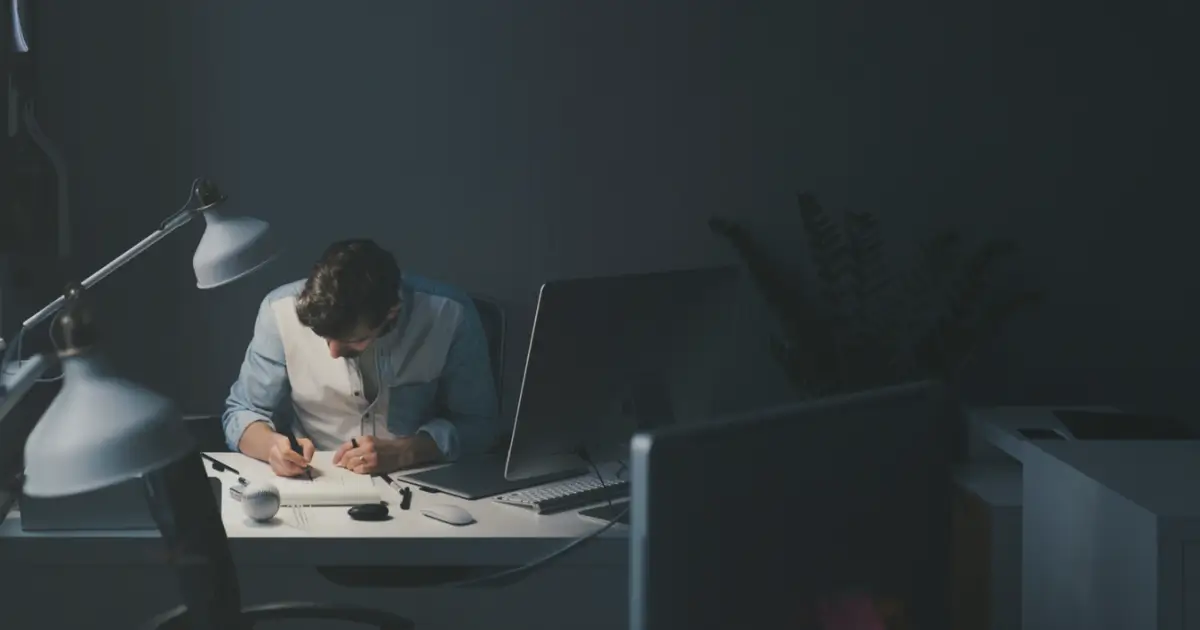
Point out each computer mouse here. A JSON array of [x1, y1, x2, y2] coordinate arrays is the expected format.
[[421, 503, 475, 526], [347, 503, 390, 522]]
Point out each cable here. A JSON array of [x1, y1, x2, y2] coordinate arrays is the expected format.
[[23, 102, 71, 260], [36, 321, 63, 382], [435, 504, 628, 589], [578, 447, 614, 513], [432, 448, 628, 589], [0, 324, 62, 383]]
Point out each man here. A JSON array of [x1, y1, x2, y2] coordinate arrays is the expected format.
[[222, 239, 499, 477]]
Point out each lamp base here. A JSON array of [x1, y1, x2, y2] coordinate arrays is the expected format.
[[0, 355, 49, 424]]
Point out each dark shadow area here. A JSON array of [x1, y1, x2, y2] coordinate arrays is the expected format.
[[1054, 410, 1198, 441]]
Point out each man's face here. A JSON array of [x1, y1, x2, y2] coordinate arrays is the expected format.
[[325, 305, 399, 359]]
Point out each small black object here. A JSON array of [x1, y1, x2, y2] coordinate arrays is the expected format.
[[347, 503, 390, 522], [419, 486, 441, 494], [399, 487, 413, 511]]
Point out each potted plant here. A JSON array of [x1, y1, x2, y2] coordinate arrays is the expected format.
[[710, 193, 1043, 399]]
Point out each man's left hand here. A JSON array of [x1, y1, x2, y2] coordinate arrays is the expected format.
[[332, 434, 441, 474]]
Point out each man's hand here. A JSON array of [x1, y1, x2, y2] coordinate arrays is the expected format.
[[267, 433, 314, 477], [332, 434, 441, 474]]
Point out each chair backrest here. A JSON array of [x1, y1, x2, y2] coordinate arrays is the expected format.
[[469, 293, 506, 403], [183, 414, 229, 452]]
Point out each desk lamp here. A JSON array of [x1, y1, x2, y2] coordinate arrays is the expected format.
[[2, 182, 413, 630], [0, 178, 274, 628], [22, 288, 412, 630]]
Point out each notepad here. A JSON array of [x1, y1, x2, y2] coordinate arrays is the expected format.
[[240, 451, 381, 506]]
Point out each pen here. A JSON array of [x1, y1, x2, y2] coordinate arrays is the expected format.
[[288, 433, 313, 481], [201, 453, 240, 476], [379, 473, 413, 510]]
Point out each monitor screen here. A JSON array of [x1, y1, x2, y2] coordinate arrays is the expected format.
[[630, 381, 962, 630]]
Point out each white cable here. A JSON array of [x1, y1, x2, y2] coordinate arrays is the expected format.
[[10, 0, 30, 53], [37, 323, 63, 382]]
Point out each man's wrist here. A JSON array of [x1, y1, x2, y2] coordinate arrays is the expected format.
[[237, 420, 279, 461], [379, 433, 442, 471], [413, 431, 443, 464]]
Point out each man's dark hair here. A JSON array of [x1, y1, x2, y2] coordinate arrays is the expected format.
[[295, 239, 401, 339]]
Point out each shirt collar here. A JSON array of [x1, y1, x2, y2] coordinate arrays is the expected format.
[[377, 277, 414, 348]]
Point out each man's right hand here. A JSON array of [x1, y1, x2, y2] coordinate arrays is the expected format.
[[267, 433, 314, 477], [236, 421, 316, 477]]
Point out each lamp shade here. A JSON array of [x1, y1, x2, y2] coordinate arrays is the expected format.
[[192, 209, 279, 289], [22, 352, 194, 498]]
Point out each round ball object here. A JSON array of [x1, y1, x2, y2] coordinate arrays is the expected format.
[[241, 482, 281, 522]]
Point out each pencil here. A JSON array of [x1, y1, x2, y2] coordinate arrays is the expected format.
[[288, 433, 313, 481]]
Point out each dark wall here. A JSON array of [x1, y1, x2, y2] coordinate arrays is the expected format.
[[26, 1, 1198, 422]]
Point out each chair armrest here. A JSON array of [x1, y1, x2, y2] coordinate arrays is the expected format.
[[143, 601, 415, 630]]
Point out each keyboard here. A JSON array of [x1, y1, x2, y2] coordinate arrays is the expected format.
[[493, 475, 629, 514]]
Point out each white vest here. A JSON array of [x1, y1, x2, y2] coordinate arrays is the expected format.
[[269, 291, 464, 450]]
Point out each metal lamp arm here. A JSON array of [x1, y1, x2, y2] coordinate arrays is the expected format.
[[2, 179, 224, 365], [19, 209, 199, 333]]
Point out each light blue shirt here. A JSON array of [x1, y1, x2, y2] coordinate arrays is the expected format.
[[221, 274, 499, 461]]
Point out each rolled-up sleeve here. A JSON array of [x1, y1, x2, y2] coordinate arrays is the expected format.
[[419, 303, 500, 461], [222, 296, 291, 451]]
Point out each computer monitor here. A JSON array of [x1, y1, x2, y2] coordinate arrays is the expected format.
[[503, 266, 739, 482], [629, 381, 963, 630]]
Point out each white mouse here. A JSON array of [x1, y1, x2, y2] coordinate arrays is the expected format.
[[421, 503, 476, 526]]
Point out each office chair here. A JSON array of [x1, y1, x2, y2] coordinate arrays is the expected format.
[[144, 601, 414, 629], [183, 413, 229, 451], [469, 293, 506, 399], [469, 293, 510, 454]]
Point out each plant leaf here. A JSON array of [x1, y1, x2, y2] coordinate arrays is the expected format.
[[708, 216, 811, 328], [797, 193, 850, 314]]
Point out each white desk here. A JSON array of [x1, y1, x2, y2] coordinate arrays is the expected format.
[[0, 453, 630, 630], [1019, 440, 1200, 630]]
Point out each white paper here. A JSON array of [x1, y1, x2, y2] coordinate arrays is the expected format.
[[241, 451, 380, 506]]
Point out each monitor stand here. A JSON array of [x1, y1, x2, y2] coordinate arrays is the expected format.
[[587, 379, 676, 465]]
